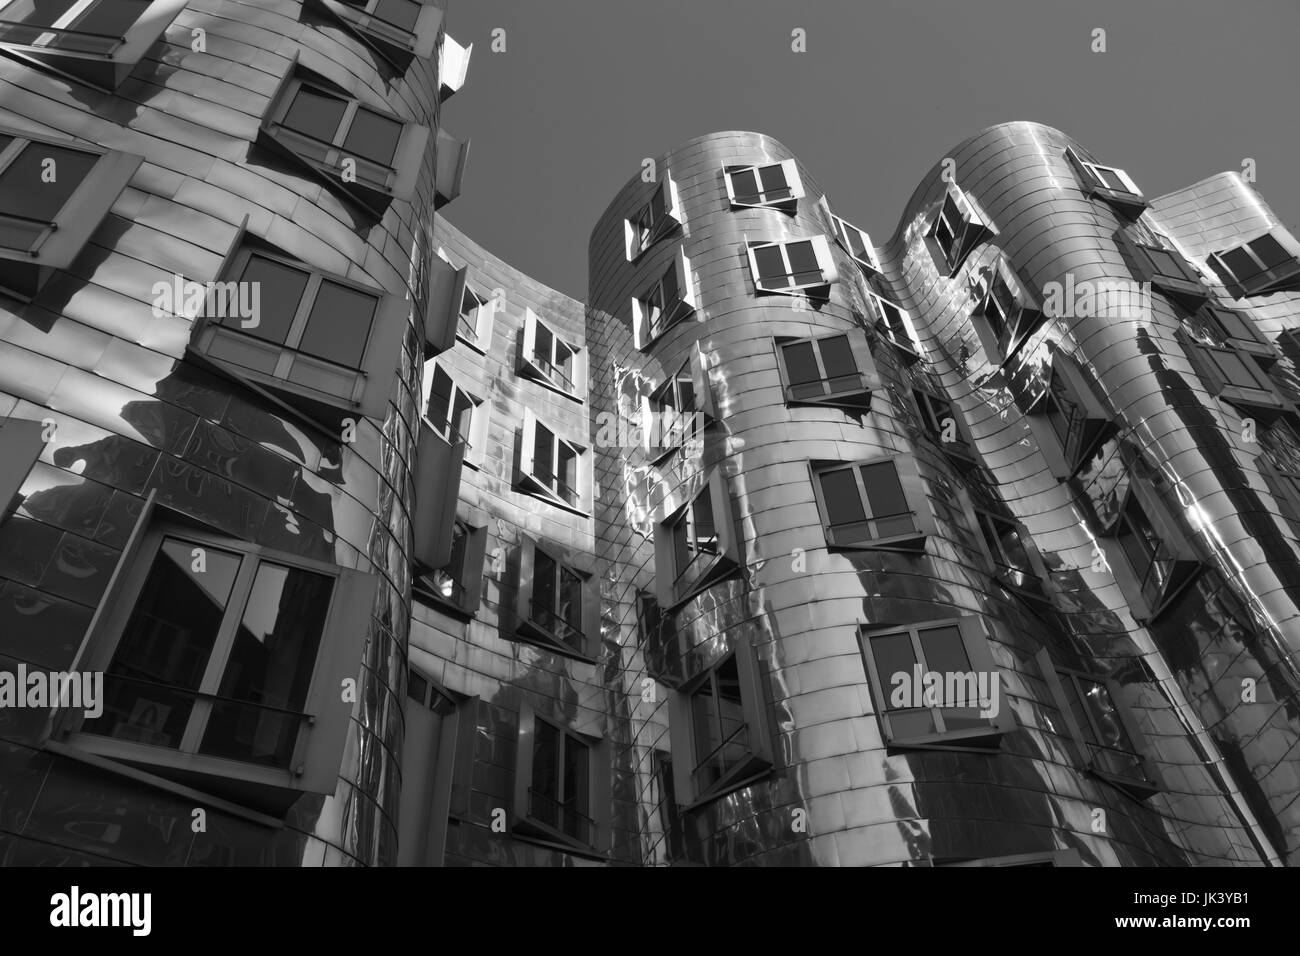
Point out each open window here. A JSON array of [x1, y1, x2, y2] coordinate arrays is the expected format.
[[823, 202, 881, 276], [746, 236, 838, 298], [970, 260, 1045, 363], [773, 328, 877, 411], [858, 617, 1013, 751], [0, 417, 44, 523], [1027, 351, 1117, 480], [423, 361, 488, 468], [1177, 328, 1286, 417], [53, 493, 377, 815], [967, 502, 1050, 601], [654, 469, 741, 610], [864, 289, 923, 363], [0, 127, 142, 301], [809, 455, 935, 552], [259, 65, 430, 218], [411, 417, 464, 576], [667, 640, 773, 808], [1198, 304, 1275, 361], [519, 308, 586, 402], [0, 0, 186, 90], [632, 246, 697, 348], [1205, 230, 1300, 298], [1099, 478, 1202, 624], [1036, 649, 1163, 799], [1063, 146, 1146, 219], [434, 127, 469, 210], [514, 537, 600, 659], [436, 250, 494, 353], [635, 589, 677, 678], [438, 31, 472, 100], [517, 410, 590, 514], [642, 341, 715, 463], [926, 186, 992, 277], [414, 518, 488, 617], [307, 0, 441, 72], [911, 384, 976, 469], [624, 174, 683, 261], [1116, 230, 1209, 309], [512, 702, 610, 855], [722, 159, 803, 213], [187, 237, 407, 429]]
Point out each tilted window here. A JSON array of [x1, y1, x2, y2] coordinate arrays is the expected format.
[[260, 66, 429, 217], [1205, 231, 1300, 298], [1100, 480, 1202, 623], [858, 617, 1013, 750], [723, 159, 803, 212], [514, 537, 600, 659], [519, 308, 586, 401], [512, 702, 611, 854], [926, 187, 992, 276], [912, 385, 976, 468], [415, 518, 488, 617], [1117, 230, 1209, 309], [746, 236, 838, 297], [310, 0, 442, 72], [423, 361, 488, 467], [809, 456, 935, 552], [624, 174, 683, 260], [971, 261, 1044, 362], [642, 341, 715, 463], [188, 240, 407, 428], [517, 410, 588, 513], [1199, 304, 1275, 360], [1027, 352, 1117, 480], [1064, 146, 1145, 218], [53, 494, 377, 813], [654, 469, 741, 609], [971, 506, 1048, 600], [0, 127, 142, 300], [0, 0, 186, 90], [1036, 649, 1163, 799], [865, 289, 922, 361], [667, 641, 773, 808], [1178, 328, 1285, 415], [632, 246, 697, 348], [826, 205, 881, 275], [774, 329, 877, 411]]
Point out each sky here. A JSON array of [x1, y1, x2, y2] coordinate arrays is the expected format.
[[439, 0, 1300, 301]]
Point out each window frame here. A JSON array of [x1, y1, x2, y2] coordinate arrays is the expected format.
[[52, 493, 376, 808], [1035, 648, 1163, 799], [0, 126, 143, 301], [511, 701, 611, 856], [437, 31, 472, 100], [519, 308, 587, 402], [514, 536, 600, 660], [308, 0, 442, 72], [667, 641, 773, 809], [1177, 328, 1286, 415], [1116, 229, 1210, 309], [970, 260, 1045, 363], [1199, 304, 1275, 361], [823, 201, 881, 276], [517, 410, 590, 515], [434, 127, 469, 210], [631, 246, 697, 349], [858, 617, 1014, 751], [808, 455, 936, 553], [911, 384, 976, 468], [864, 289, 923, 362], [926, 186, 992, 277], [624, 173, 683, 261], [1099, 479, 1202, 624], [1026, 352, 1117, 481], [654, 468, 741, 610], [422, 360, 488, 468], [773, 328, 878, 411], [414, 518, 488, 617], [0, 0, 187, 91], [722, 159, 804, 212], [745, 235, 838, 297], [1063, 146, 1146, 218], [1205, 230, 1300, 298], [641, 341, 715, 463], [966, 499, 1050, 601]]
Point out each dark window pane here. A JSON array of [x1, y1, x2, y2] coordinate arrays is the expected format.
[[559, 566, 583, 635], [819, 336, 859, 390], [72, 0, 150, 37], [532, 420, 554, 486], [450, 389, 474, 445], [426, 365, 454, 431], [757, 162, 790, 199], [730, 169, 759, 202], [562, 734, 590, 839], [753, 245, 786, 285], [781, 341, 820, 387], [0, 143, 99, 224], [533, 548, 557, 620], [871, 632, 917, 711], [691, 490, 717, 556], [1211, 349, 1262, 389], [1249, 233, 1293, 271], [1221, 246, 1261, 283], [674, 372, 695, 413], [1061, 676, 1099, 747], [297, 280, 377, 368], [342, 107, 403, 167], [229, 254, 310, 346], [200, 562, 332, 766], [374, 0, 421, 32], [1094, 167, 1128, 192], [1210, 308, 1253, 342], [531, 718, 560, 829], [859, 461, 909, 518], [819, 467, 867, 528], [1143, 247, 1186, 279], [407, 668, 427, 703], [785, 240, 820, 284], [918, 624, 971, 680], [282, 87, 348, 144], [1080, 679, 1131, 752]]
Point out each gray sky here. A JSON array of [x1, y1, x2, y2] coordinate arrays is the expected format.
[[440, 0, 1300, 300]]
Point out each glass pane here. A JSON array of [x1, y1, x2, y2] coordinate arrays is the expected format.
[[86, 538, 242, 749], [1211, 308, 1253, 342], [730, 168, 759, 202], [425, 365, 454, 432], [870, 632, 917, 710], [229, 254, 310, 347], [451, 389, 474, 445], [4, 1, 80, 28], [562, 735, 590, 839], [918, 625, 971, 683], [715, 656, 746, 769], [1249, 233, 1293, 271], [342, 107, 403, 167], [374, 0, 421, 32], [71, 0, 150, 37], [1094, 167, 1128, 191], [859, 461, 910, 518], [757, 162, 790, 199], [1220, 247, 1261, 283], [1061, 675, 1099, 746], [406, 668, 427, 702], [282, 87, 348, 144], [0, 143, 99, 224], [672, 511, 691, 580], [819, 336, 859, 392], [533, 549, 557, 623], [199, 563, 333, 766], [559, 566, 583, 637], [819, 467, 868, 535], [1211, 349, 1264, 390], [785, 240, 820, 285], [691, 491, 717, 556], [781, 341, 821, 389], [674, 372, 695, 413], [530, 718, 561, 829], [427, 523, 467, 604], [753, 245, 786, 286], [1080, 679, 1132, 752], [532, 420, 555, 487], [556, 440, 578, 504], [296, 280, 377, 368]]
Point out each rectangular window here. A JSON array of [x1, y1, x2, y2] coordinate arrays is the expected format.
[[667, 641, 773, 807], [810, 456, 934, 551], [1201, 304, 1273, 358], [1064, 147, 1145, 217], [261, 71, 428, 215], [642, 342, 715, 462], [520, 308, 585, 401], [1182, 332, 1283, 413], [1029, 354, 1116, 480], [912, 387, 974, 465], [1100, 484, 1201, 623], [511, 702, 610, 854], [655, 469, 740, 609], [515, 538, 597, 659], [859, 618, 1012, 750], [458, 284, 488, 342], [59, 500, 376, 804], [973, 263, 1044, 362], [972, 508, 1047, 598], [415, 519, 488, 616], [623, 174, 682, 260], [322, 0, 441, 71], [632, 247, 696, 348], [1118, 230, 1209, 308], [423, 364, 478, 450], [0, 127, 142, 299], [865, 290, 922, 360], [828, 209, 880, 274], [723, 159, 803, 211], [775, 330, 877, 410], [518, 412, 586, 512], [1206, 231, 1300, 297], [190, 242, 406, 427], [746, 236, 838, 296], [927, 188, 990, 276]]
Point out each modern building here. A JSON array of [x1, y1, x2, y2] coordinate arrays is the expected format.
[[2, 2, 1300, 869]]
